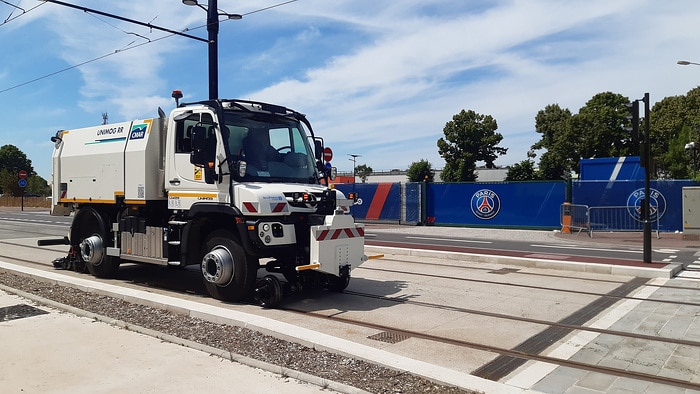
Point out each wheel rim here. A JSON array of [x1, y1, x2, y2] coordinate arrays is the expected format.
[[201, 246, 234, 286], [79, 235, 104, 265]]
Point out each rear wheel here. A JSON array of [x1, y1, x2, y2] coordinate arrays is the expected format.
[[201, 230, 257, 301], [72, 207, 119, 278]]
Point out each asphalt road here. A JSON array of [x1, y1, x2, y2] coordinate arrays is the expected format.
[[364, 225, 697, 267], [2, 208, 695, 267]]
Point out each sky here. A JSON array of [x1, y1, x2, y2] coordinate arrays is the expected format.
[[1, 0, 700, 181]]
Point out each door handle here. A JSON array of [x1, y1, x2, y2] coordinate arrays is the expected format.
[[169, 178, 180, 185]]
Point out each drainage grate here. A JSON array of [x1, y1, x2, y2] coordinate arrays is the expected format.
[[488, 268, 520, 275], [0, 304, 49, 322], [367, 331, 409, 344]]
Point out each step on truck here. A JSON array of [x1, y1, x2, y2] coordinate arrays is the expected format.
[[43, 92, 366, 307]]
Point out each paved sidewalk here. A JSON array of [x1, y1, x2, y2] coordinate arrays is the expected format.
[[0, 287, 351, 394]]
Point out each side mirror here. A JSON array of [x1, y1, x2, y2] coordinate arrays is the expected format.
[[237, 160, 248, 177], [190, 125, 207, 151], [314, 139, 323, 161]]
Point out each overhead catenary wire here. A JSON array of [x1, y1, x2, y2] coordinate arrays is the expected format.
[[0, 0, 45, 26], [0, 0, 300, 95]]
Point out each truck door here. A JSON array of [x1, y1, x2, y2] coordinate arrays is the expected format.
[[165, 111, 219, 209]]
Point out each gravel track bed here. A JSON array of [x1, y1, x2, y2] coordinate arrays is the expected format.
[[0, 270, 477, 394]]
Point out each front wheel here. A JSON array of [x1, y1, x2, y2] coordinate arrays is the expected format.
[[201, 230, 257, 302]]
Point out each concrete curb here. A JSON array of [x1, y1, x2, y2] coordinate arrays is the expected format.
[[365, 246, 682, 279]]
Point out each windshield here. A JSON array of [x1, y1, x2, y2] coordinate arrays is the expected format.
[[223, 111, 320, 183]]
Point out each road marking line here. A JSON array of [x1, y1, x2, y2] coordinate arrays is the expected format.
[[405, 236, 491, 244], [532, 244, 678, 254]]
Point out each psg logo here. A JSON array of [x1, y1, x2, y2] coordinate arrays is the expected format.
[[626, 188, 666, 222], [471, 189, 501, 220]]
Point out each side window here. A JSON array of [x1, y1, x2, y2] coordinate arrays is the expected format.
[[175, 115, 199, 154], [175, 112, 215, 154]]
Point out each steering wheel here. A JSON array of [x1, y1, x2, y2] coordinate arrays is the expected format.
[[276, 146, 292, 154]]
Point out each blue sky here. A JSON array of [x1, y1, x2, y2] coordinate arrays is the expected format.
[[1, 0, 700, 180]]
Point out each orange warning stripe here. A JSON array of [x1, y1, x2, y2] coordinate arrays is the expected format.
[[366, 183, 392, 220]]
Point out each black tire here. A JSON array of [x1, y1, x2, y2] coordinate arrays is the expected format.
[[253, 275, 283, 308], [72, 207, 119, 278], [201, 230, 258, 302], [322, 273, 350, 292]]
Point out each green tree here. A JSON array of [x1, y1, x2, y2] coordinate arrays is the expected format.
[[505, 151, 538, 181], [406, 159, 434, 182], [650, 87, 700, 179], [0, 145, 35, 196], [355, 164, 373, 183], [27, 175, 50, 196], [572, 92, 635, 161], [531, 104, 573, 180], [531, 92, 634, 179], [437, 109, 507, 182]]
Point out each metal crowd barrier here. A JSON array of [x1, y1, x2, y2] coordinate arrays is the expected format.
[[560, 203, 590, 235], [560, 204, 660, 238]]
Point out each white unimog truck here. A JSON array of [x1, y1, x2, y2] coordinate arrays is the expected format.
[[44, 94, 366, 306]]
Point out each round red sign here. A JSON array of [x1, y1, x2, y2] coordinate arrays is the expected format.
[[18, 170, 28, 179], [323, 147, 333, 162]]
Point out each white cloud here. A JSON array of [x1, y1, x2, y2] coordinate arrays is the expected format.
[[3, 0, 700, 179]]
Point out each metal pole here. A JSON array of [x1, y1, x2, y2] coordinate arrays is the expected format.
[[207, 0, 219, 100], [643, 92, 651, 263]]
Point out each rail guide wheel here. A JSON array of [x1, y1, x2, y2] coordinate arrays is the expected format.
[[253, 275, 283, 308]]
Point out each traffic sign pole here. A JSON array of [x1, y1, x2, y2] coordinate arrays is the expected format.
[[17, 169, 28, 212]]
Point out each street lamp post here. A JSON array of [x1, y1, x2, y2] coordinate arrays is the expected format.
[[183, 0, 242, 100], [686, 142, 698, 178], [348, 154, 361, 183]]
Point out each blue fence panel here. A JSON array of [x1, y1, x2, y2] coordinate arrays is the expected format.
[[405, 183, 421, 223], [427, 182, 565, 228], [579, 156, 643, 181], [334, 183, 402, 221], [572, 179, 699, 232]]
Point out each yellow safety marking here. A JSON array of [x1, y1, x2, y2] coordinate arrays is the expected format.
[[194, 167, 203, 181], [368, 254, 384, 260], [168, 192, 218, 199], [295, 263, 321, 271], [124, 200, 147, 205], [58, 198, 115, 204]]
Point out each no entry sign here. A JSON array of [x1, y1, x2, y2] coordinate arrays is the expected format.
[[323, 147, 333, 162]]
